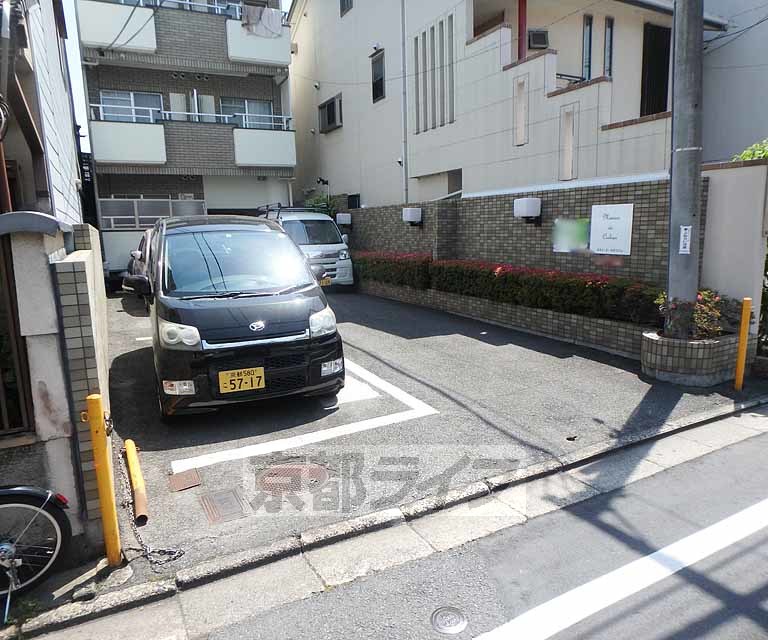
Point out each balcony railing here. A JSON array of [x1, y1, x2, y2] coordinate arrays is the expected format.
[[89, 103, 293, 130], [98, 0, 289, 23], [100, 197, 207, 230]]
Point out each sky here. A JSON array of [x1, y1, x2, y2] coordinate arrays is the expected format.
[[62, 0, 294, 153]]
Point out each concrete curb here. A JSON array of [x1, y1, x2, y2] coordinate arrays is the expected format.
[[19, 580, 177, 639], [14, 394, 767, 637]]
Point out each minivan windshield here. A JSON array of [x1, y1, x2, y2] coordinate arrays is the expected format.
[[163, 229, 313, 296], [282, 219, 342, 246]]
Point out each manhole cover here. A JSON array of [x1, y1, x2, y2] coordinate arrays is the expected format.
[[256, 463, 330, 496], [169, 468, 201, 492], [431, 607, 468, 635], [199, 488, 248, 524]]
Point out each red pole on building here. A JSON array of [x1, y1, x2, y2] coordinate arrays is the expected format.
[[518, 0, 527, 61]]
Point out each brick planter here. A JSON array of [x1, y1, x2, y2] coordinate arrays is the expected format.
[[640, 331, 757, 387], [358, 280, 654, 360]]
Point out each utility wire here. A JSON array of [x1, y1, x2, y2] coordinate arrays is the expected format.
[[704, 12, 768, 54], [105, 0, 170, 53], [104, 0, 143, 51]]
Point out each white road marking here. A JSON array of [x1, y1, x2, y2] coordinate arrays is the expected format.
[[170, 359, 437, 474], [135, 337, 152, 342], [335, 375, 379, 406], [475, 496, 768, 640]]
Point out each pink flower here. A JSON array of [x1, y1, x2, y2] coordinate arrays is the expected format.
[[697, 294, 703, 302]]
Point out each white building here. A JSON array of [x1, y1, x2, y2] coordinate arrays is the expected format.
[[703, 0, 768, 161], [289, 0, 727, 207]]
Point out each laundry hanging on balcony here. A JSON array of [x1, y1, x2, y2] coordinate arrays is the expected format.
[[241, 5, 282, 38]]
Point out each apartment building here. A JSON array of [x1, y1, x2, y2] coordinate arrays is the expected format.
[[703, 0, 768, 161], [76, 0, 297, 273], [289, 0, 727, 207]]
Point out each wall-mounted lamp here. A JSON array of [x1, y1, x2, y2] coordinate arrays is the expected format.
[[336, 212, 353, 226], [514, 197, 542, 228], [403, 207, 423, 227]]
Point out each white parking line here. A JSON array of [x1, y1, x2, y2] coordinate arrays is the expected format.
[[135, 337, 152, 342], [475, 496, 768, 640], [335, 375, 379, 405], [170, 359, 438, 474]]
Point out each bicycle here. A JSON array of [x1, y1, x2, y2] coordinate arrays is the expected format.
[[1, 486, 71, 625]]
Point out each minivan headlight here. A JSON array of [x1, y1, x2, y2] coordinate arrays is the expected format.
[[339, 249, 350, 260], [309, 306, 337, 338], [159, 319, 201, 350]]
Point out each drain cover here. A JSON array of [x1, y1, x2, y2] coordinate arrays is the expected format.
[[199, 488, 248, 524], [256, 463, 330, 496], [431, 607, 468, 635], [169, 468, 201, 492]]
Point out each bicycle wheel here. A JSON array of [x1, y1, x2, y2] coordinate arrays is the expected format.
[[0, 494, 71, 596]]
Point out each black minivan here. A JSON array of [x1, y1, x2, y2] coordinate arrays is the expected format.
[[123, 216, 345, 418]]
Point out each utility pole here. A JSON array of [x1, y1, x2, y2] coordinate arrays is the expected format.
[[666, 0, 704, 339]]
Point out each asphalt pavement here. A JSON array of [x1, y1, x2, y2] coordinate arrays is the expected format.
[[105, 291, 768, 581], [34, 410, 768, 639]]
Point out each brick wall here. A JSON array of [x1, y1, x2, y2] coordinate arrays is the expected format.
[[86, 66, 282, 116], [53, 225, 110, 524], [347, 179, 709, 288], [359, 280, 651, 360], [164, 121, 239, 170], [97, 174, 204, 199]]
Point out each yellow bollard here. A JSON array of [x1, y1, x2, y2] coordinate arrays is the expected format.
[[85, 394, 122, 567], [123, 440, 148, 526], [735, 297, 752, 392]]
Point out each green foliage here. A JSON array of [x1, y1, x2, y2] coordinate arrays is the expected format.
[[733, 139, 768, 161], [304, 194, 338, 217], [656, 289, 743, 339], [354, 252, 432, 290]]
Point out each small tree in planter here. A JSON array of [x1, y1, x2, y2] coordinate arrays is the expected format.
[[641, 290, 753, 387]]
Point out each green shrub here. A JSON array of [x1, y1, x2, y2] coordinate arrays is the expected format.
[[354, 252, 432, 289], [656, 289, 743, 339], [733, 139, 768, 161]]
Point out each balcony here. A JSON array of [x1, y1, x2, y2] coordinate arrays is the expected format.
[[91, 121, 166, 165], [226, 18, 291, 66], [234, 127, 296, 168], [77, 0, 157, 53]]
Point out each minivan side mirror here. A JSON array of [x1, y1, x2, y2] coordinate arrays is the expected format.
[[123, 274, 151, 296], [310, 264, 328, 281], [341, 234, 349, 245]]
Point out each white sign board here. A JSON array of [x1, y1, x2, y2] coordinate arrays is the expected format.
[[679, 225, 692, 255], [589, 204, 634, 255]]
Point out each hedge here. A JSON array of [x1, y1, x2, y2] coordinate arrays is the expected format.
[[354, 252, 663, 326], [354, 252, 432, 290]]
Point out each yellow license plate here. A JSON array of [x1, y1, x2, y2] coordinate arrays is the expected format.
[[319, 277, 332, 287], [218, 367, 265, 394]]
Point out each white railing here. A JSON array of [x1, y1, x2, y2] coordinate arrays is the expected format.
[[89, 103, 293, 130], [98, 0, 289, 23], [99, 198, 207, 230]]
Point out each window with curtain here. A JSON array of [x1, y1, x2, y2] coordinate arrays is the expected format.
[[372, 50, 385, 103], [220, 97, 274, 129]]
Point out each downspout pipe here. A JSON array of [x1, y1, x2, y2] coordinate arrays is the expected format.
[[400, 0, 409, 204]]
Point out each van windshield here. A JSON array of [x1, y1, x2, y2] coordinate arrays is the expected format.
[[282, 219, 342, 246], [163, 229, 313, 296]]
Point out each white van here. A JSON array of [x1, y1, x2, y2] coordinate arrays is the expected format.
[[276, 210, 354, 286]]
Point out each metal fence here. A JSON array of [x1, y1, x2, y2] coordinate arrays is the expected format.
[[99, 198, 207, 231]]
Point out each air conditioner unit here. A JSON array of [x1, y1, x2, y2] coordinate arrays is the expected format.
[[336, 212, 352, 226], [514, 197, 542, 218], [528, 29, 549, 50], [403, 207, 422, 225]]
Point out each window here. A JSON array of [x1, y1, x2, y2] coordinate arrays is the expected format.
[[448, 14, 455, 123], [220, 97, 274, 129], [100, 90, 162, 123], [430, 26, 437, 129], [421, 31, 428, 129], [340, 0, 352, 17], [514, 76, 528, 146], [414, 37, 420, 133], [319, 94, 343, 133], [282, 219, 343, 246], [372, 50, 385, 103], [582, 15, 593, 80], [439, 21, 446, 126], [347, 194, 361, 209], [604, 17, 614, 77]]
